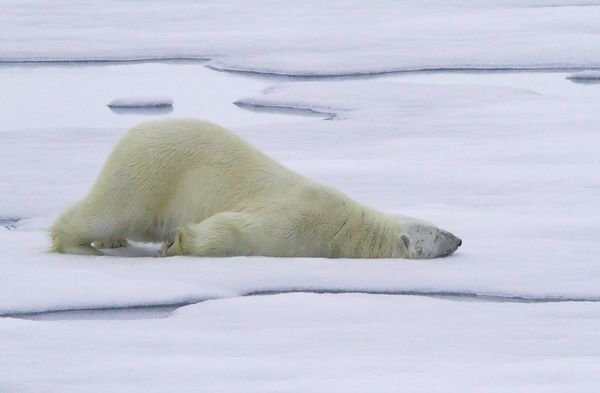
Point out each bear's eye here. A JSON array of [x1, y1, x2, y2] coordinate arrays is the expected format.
[[167, 240, 175, 248]]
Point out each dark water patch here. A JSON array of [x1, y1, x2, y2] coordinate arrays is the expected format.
[[234, 101, 337, 120]]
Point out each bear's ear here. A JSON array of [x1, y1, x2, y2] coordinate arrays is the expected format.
[[399, 234, 413, 258]]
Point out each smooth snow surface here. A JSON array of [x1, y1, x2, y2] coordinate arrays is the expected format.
[[4, 294, 600, 393], [2, 1, 600, 391], [0, 64, 299, 132]]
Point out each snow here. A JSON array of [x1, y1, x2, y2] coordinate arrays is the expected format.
[[2, 1, 600, 75], [2, 1, 600, 391], [3, 294, 600, 393], [0, 64, 299, 133], [3, 70, 600, 317]]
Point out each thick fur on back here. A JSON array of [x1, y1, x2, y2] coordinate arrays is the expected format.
[[51, 119, 461, 258]]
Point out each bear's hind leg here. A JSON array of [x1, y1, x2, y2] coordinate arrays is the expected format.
[[50, 203, 126, 256]]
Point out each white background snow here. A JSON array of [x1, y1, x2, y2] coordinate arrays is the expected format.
[[1, 1, 600, 392]]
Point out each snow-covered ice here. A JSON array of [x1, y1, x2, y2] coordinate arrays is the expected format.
[[567, 70, 600, 82], [107, 97, 173, 108], [3, 294, 600, 393], [2, 1, 600, 75], [2, 1, 600, 391], [0, 64, 300, 132], [3, 70, 600, 316]]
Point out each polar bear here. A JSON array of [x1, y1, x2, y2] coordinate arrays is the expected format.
[[50, 119, 461, 258]]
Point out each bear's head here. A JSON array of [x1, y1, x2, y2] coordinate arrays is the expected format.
[[396, 217, 462, 259]]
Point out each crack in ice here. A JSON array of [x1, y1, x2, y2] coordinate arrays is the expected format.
[[208, 64, 600, 80], [0, 57, 208, 66], [4, 290, 600, 320]]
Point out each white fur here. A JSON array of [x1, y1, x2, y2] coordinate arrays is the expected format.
[[50, 119, 461, 258]]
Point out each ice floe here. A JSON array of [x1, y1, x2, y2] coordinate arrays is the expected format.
[[107, 97, 174, 114], [2, 1, 600, 75], [3, 294, 600, 392]]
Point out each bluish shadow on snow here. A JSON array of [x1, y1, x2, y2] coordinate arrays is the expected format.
[[99, 243, 161, 257], [8, 304, 185, 321], [234, 101, 337, 120], [566, 70, 600, 84], [567, 78, 600, 85]]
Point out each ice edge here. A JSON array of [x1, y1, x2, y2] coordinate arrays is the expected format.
[[209, 64, 600, 79], [3, 289, 600, 318], [0, 57, 209, 66], [234, 100, 338, 120]]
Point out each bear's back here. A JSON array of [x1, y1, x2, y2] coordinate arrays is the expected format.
[[85, 119, 297, 227], [125, 118, 252, 161]]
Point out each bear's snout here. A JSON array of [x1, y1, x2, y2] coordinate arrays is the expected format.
[[437, 230, 462, 257], [405, 223, 462, 259]]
